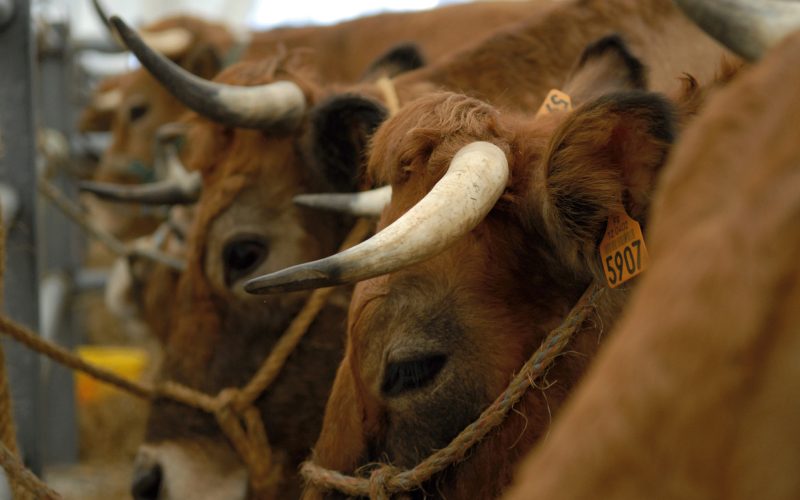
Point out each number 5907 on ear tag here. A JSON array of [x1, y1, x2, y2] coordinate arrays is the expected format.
[[599, 210, 650, 288]]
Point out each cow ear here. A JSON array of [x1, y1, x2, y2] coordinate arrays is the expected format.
[[179, 43, 224, 80], [562, 34, 647, 107], [541, 90, 675, 275], [304, 95, 388, 191], [360, 43, 426, 81]]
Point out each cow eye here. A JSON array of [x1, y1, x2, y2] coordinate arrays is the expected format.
[[129, 103, 149, 122], [223, 238, 269, 285], [381, 354, 447, 397]]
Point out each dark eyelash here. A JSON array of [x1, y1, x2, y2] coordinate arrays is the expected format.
[[381, 354, 447, 397]]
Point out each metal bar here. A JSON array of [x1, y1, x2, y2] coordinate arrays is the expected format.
[[36, 14, 81, 466], [0, 0, 43, 474]]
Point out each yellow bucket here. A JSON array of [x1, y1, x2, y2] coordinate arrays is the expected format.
[[75, 346, 149, 404]]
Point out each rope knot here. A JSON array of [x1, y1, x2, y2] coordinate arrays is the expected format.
[[368, 465, 400, 500], [213, 387, 241, 415]]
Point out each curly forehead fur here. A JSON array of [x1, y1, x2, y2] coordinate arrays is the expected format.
[[367, 92, 509, 187]]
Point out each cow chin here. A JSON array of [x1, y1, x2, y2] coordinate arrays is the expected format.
[[132, 440, 248, 500]]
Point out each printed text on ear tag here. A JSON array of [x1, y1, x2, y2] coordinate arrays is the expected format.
[[599, 210, 650, 288], [536, 89, 573, 116]]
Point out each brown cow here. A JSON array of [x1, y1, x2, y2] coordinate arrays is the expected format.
[[91, 0, 733, 236], [242, 33, 738, 500], [504, 3, 800, 500], [103, 1, 735, 498], [79, 2, 541, 237], [128, 52, 387, 500], [79, 15, 238, 238]]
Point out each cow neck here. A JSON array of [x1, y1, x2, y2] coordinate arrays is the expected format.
[[300, 281, 605, 499]]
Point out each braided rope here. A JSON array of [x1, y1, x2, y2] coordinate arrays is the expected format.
[[37, 177, 185, 271], [0, 443, 60, 500], [301, 283, 603, 498]]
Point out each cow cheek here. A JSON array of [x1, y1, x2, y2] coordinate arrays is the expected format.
[[311, 356, 371, 479]]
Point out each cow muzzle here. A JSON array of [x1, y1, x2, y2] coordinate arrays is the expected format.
[[131, 442, 248, 500]]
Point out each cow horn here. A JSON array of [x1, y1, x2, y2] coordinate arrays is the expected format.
[[108, 16, 307, 130], [674, 0, 800, 61], [293, 185, 392, 217], [80, 147, 201, 205], [244, 141, 508, 294], [92, 0, 112, 31]]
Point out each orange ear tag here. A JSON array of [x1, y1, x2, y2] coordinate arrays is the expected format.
[[536, 89, 573, 116], [599, 210, 650, 288]]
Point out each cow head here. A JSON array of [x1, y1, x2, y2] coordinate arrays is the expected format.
[[79, 15, 236, 237], [246, 36, 679, 499], [107, 19, 425, 499]]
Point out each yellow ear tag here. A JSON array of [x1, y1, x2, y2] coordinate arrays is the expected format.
[[599, 210, 650, 288], [536, 89, 573, 116]]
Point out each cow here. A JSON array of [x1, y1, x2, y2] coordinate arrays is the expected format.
[[125, 49, 417, 500], [79, 14, 239, 238], [98, 1, 736, 498], [503, 2, 800, 500], [85, 0, 734, 241], [241, 24, 740, 500], [79, 1, 543, 237]]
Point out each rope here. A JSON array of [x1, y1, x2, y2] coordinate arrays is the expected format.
[[0, 443, 60, 500], [301, 283, 603, 498], [232, 218, 373, 412], [376, 77, 401, 117], [37, 178, 185, 271], [0, 218, 373, 497], [0, 221, 34, 500]]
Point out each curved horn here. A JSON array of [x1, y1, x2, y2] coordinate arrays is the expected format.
[[674, 0, 800, 61], [294, 185, 392, 217], [109, 16, 306, 130], [245, 141, 508, 294], [80, 147, 201, 205], [92, 0, 112, 31]]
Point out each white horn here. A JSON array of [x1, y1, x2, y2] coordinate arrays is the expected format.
[[140, 27, 193, 59], [245, 141, 508, 294], [293, 185, 392, 217], [674, 0, 800, 61]]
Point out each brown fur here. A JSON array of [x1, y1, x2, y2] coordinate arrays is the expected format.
[[305, 54, 740, 498], [130, 1, 736, 496], [141, 55, 352, 497], [81, 16, 236, 238], [392, 0, 735, 113], [82, 2, 541, 185], [504, 30, 800, 500], [243, 2, 542, 84]]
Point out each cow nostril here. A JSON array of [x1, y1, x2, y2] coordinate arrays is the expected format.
[[131, 462, 163, 500]]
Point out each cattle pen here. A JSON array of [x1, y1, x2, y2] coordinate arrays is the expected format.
[[1, 0, 800, 500]]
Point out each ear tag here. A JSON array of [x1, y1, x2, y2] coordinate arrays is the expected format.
[[536, 89, 573, 116], [599, 210, 650, 288]]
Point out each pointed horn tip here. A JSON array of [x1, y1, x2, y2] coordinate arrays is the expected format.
[[78, 180, 107, 194], [243, 267, 339, 295]]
